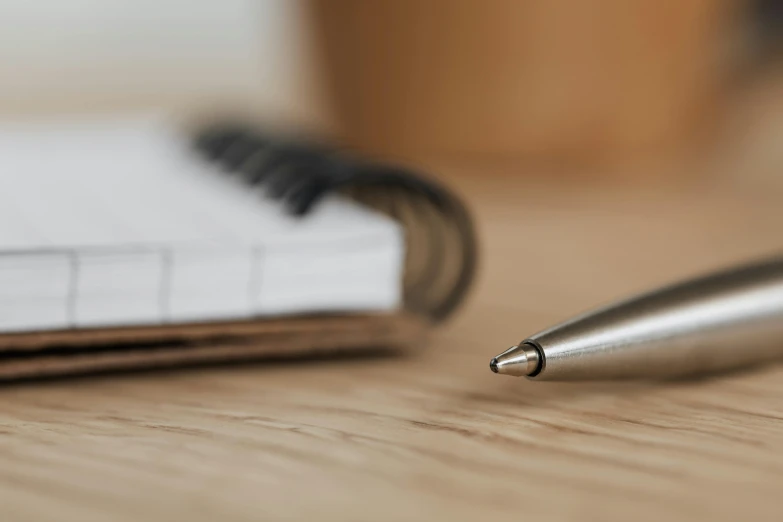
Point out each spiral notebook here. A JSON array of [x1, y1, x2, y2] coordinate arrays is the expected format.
[[0, 116, 476, 379]]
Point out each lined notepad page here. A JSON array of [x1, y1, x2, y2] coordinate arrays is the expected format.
[[0, 117, 404, 332]]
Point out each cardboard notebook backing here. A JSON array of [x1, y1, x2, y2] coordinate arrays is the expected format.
[[0, 313, 427, 380]]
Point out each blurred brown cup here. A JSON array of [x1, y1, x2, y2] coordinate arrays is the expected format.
[[309, 0, 735, 167]]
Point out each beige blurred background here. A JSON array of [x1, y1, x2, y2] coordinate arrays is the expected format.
[[0, 1, 333, 131], [1, 0, 782, 180]]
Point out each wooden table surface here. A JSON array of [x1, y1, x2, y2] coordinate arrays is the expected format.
[[3, 167, 783, 521]]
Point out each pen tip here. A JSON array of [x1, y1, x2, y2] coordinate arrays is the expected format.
[[489, 344, 541, 377]]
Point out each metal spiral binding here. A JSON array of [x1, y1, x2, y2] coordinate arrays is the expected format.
[[193, 124, 478, 323]]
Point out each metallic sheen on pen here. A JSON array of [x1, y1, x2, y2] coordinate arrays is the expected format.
[[490, 257, 783, 380]]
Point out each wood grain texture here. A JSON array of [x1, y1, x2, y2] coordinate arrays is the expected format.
[[2, 169, 783, 521]]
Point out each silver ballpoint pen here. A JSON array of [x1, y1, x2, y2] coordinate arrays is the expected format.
[[490, 257, 783, 380]]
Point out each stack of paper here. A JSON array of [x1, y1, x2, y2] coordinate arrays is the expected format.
[[0, 117, 404, 332]]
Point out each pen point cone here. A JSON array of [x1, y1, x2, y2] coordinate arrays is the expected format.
[[490, 344, 541, 377]]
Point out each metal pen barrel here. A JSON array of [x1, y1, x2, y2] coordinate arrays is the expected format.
[[491, 257, 783, 380]]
